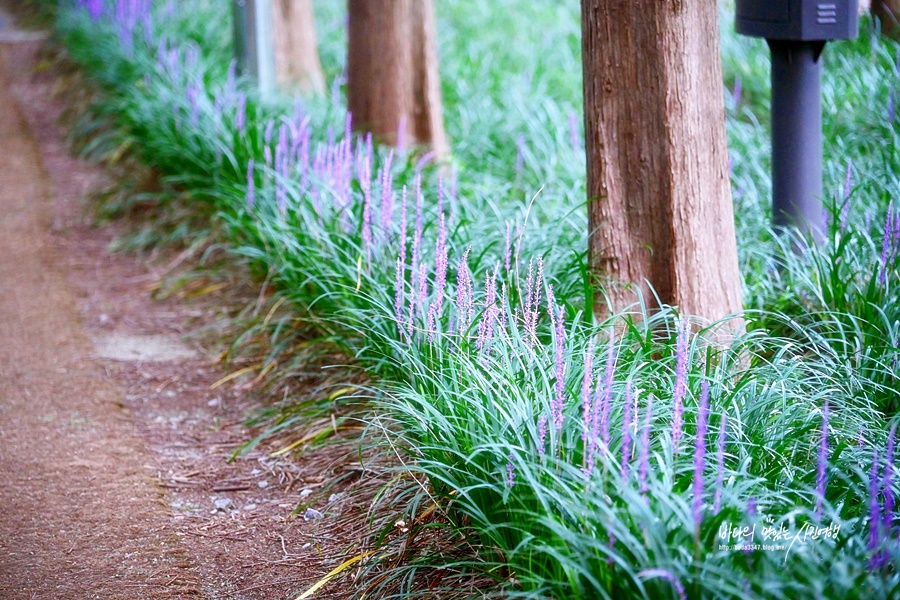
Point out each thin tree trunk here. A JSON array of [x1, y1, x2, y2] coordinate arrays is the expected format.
[[347, 0, 448, 158], [873, 0, 900, 37], [272, 0, 325, 94], [581, 0, 743, 324]]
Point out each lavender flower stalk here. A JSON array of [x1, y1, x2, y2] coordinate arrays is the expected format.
[[890, 89, 897, 123], [884, 423, 896, 534], [455, 248, 474, 334], [638, 394, 654, 496], [537, 414, 547, 458], [551, 303, 566, 433], [637, 570, 686, 600], [522, 259, 543, 349], [815, 401, 829, 520], [360, 154, 373, 257], [880, 201, 896, 286], [672, 321, 689, 450], [692, 381, 710, 528], [596, 330, 616, 460], [379, 151, 395, 237], [426, 212, 449, 340], [506, 452, 516, 488], [868, 451, 883, 570], [620, 380, 635, 481], [580, 341, 595, 477], [245, 159, 255, 207], [476, 267, 499, 353], [394, 255, 406, 339]]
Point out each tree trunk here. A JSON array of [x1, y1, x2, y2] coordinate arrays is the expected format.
[[581, 0, 743, 324], [873, 0, 900, 37], [347, 0, 448, 158], [271, 0, 325, 94]]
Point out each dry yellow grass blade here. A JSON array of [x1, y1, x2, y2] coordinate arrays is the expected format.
[[252, 360, 277, 383], [209, 365, 258, 389], [268, 425, 330, 457], [294, 550, 375, 599], [327, 386, 357, 401], [262, 295, 289, 326], [181, 282, 228, 298]]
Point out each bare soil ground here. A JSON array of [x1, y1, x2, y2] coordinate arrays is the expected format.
[[0, 18, 389, 600]]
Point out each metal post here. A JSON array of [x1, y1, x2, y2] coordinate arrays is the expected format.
[[768, 40, 827, 244], [232, 0, 275, 98]]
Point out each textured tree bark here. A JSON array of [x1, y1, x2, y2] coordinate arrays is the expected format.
[[581, 0, 743, 325], [347, 0, 448, 158], [873, 0, 900, 37], [272, 0, 325, 94]]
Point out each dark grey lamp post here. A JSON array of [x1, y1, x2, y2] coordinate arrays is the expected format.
[[736, 1, 858, 244], [232, 0, 275, 98]]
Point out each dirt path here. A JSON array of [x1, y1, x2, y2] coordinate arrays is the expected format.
[[0, 44, 207, 598], [0, 14, 369, 600]]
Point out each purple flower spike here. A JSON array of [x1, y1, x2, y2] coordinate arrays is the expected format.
[[551, 303, 567, 433], [506, 452, 516, 489], [713, 413, 727, 515], [379, 151, 395, 237], [360, 154, 373, 257], [880, 201, 895, 286], [408, 262, 428, 338], [815, 401, 830, 520], [620, 380, 636, 481], [426, 212, 449, 340], [455, 247, 474, 335], [638, 570, 686, 600], [596, 330, 616, 460], [692, 381, 710, 527], [883, 423, 897, 535], [86, 0, 103, 20], [868, 451, 883, 569], [476, 266, 499, 354], [579, 349, 595, 441], [672, 321, 690, 451], [638, 395, 654, 496], [522, 259, 543, 349], [581, 341, 595, 477], [246, 159, 255, 207], [394, 255, 406, 339], [397, 186, 409, 263], [890, 90, 896, 123]]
